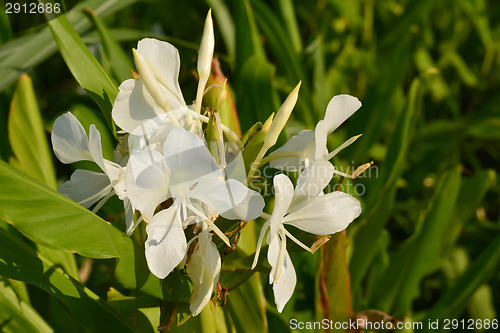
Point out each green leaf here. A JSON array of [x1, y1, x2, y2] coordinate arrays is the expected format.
[[0, 160, 131, 259], [371, 167, 462, 316], [224, 274, 268, 333], [8, 74, 56, 189], [237, 56, 278, 131], [0, 277, 53, 333], [424, 233, 500, 329], [0, 0, 139, 92], [0, 228, 135, 333], [45, 8, 118, 134], [317, 231, 352, 330], [85, 9, 134, 83], [350, 79, 423, 295], [8, 74, 79, 279]]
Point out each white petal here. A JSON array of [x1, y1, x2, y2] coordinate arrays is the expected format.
[[88, 124, 106, 171], [123, 198, 135, 236], [128, 149, 168, 190], [269, 130, 315, 171], [267, 235, 296, 313], [112, 79, 165, 133], [88, 125, 124, 188], [145, 207, 187, 279], [269, 174, 294, 237], [291, 160, 334, 211], [189, 178, 264, 221], [163, 127, 221, 188], [314, 120, 329, 160], [187, 232, 221, 316], [272, 251, 296, 313], [283, 192, 361, 235], [51, 112, 92, 164], [219, 181, 265, 221], [323, 94, 361, 133], [125, 162, 168, 222], [58, 169, 111, 208], [137, 38, 185, 109]]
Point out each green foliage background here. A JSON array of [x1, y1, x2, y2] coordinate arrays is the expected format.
[[0, 0, 499, 332]]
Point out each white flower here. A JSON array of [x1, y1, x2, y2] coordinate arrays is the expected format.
[[186, 227, 221, 316], [51, 112, 135, 234], [252, 161, 361, 312], [128, 127, 264, 278], [112, 38, 186, 133], [269, 94, 362, 171]]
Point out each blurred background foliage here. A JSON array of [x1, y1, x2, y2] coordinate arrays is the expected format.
[[0, 0, 499, 332]]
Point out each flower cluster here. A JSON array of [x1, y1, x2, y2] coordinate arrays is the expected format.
[[51, 10, 364, 316]]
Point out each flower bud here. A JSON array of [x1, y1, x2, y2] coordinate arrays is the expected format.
[[133, 48, 170, 112], [195, 9, 215, 114], [264, 81, 301, 150]]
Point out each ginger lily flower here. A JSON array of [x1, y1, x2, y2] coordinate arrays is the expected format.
[[252, 161, 361, 312], [269, 94, 362, 171], [128, 127, 264, 278]]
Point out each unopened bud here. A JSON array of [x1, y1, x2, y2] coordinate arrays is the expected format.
[[133, 48, 170, 112], [264, 81, 301, 150]]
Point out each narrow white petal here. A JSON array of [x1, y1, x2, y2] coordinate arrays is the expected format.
[[58, 169, 111, 208], [137, 38, 185, 109], [272, 251, 296, 313], [283, 192, 361, 235], [252, 220, 270, 269], [51, 112, 92, 163], [323, 94, 362, 133], [314, 120, 329, 160], [267, 234, 281, 284], [269, 130, 315, 171], [145, 207, 187, 279], [269, 174, 294, 237], [88, 124, 106, 172], [124, 198, 135, 236]]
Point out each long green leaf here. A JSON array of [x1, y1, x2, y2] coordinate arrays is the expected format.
[[8, 74, 79, 279], [0, 277, 53, 333], [45, 8, 118, 133], [371, 167, 461, 316], [350, 79, 423, 295], [0, 0, 139, 92], [8, 74, 56, 189], [85, 9, 134, 83], [423, 233, 500, 331], [0, 160, 130, 259], [0, 228, 134, 333], [317, 231, 352, 331]]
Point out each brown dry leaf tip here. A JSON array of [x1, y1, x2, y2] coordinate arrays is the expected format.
[[216, 282, 229, 306], [131, 71, 140, 79], [158, 304, 179, 331], [311, 235, 330, 254]]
